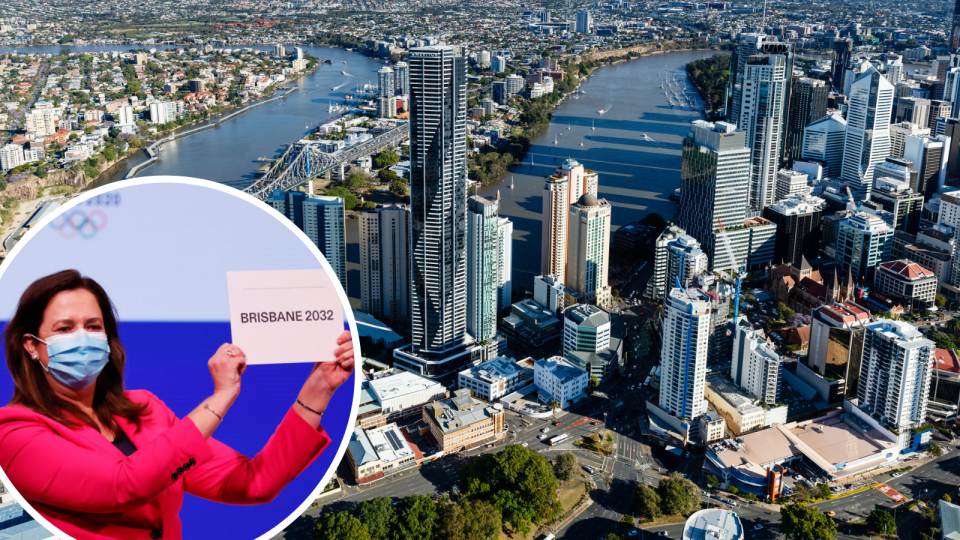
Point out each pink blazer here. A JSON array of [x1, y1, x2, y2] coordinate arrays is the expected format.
[[0, 389, 331, 540]]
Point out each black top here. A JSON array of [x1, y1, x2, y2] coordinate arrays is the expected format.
[[112, 428, 138, 457]]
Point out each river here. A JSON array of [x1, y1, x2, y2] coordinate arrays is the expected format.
[[479, 49, 717, 290], [2, 44, 719, 300]]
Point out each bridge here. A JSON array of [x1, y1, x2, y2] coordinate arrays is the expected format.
[[243, 122, 410, 201]]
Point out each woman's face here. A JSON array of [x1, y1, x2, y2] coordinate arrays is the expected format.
[[23, 289, 105, 370]]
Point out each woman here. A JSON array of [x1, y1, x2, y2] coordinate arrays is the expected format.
[[0, 270, 355, 540]]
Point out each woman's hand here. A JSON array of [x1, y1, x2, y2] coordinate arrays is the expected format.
[[208, 343, 247, 400], [295, 331, 354, 427]]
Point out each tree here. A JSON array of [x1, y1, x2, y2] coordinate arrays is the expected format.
[[378, 168, 399, 183], [314, 511, 372, 540], [554, 453, 578, 482], [793, 485, 811, 502], [548, 399, 561, 413], [704, 474, 720, 488], [356, 497, 394, 540], [927, 442, 944, 457], [658, 474, 699, 516], [618, 513, 634, 529], [937, 294, 948, 308], [605, 534, 623, 540], [436, 499, 501, 540], [388, 179, 408, 198], [816, 483, 831, 499], [392, 495, 438, 540], [328, 186, 359, 210], [777, 302, 796, 322], [780, 503, 837, 540], [634, 484, 662, 520], [946, 494, 954, 503], [865, 508, 896, 537], [345, 173, 368, 191], [373, 150, 400, 169], [586, 375, 600, 395]]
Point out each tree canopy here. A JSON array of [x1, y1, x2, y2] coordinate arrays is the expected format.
[[658, 474, 699, 516], [315, 511, 372, 540], [634, 484, 662, 520], [553, 453, 578, 482], [357, 497, 394, 540], [780, 503, 837, 540]]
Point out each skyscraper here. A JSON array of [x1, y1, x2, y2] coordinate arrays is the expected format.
[[903, 135, 950, 200], [836, 210, 894, 282], [541, 175, 568, 280], [831, 38, 854, 92], [929, 100, 952, 128], [807, 302, 872, 402], [727, 33, 767, 127], [303, 196, 347, 290], [395, 45, 476, 378], [660, 288, 711, 421], [393, 61, 409, 96], [467, 195, 507, 342], [665, 234, 709, 291], [566, 193, 612, 306], [359, 204, 409, 326], [740, 53, 791, 209], [731, 320, 782, 405], [894, 97, 932, 129], [802, 112, 847, 177], [378, 66, 396, 118], [872, 158, 924, 234], [842, 67, 895, 200], [786, 78, 828, 164], [858, 319, 934, 431], [762, 195, 825, 266], [889, 122, 930, 159], [646, 224, 687, 301], [576, 11, 593, 34], [951, 0, 960, 52]]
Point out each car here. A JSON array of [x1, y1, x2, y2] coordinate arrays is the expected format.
[[553, 421, 562, 426], [657, 532, 667, 537], [685, 452, 691, 458], [891, 473, 901, 478], [592, 421, 600, 426], [628, 531, 638, 537], [754, 525, 764, 530], [521, 442, 528, 447], [826, 511, 836, 517], [542, 428, 549, 433], [538, 434, 546, 439]]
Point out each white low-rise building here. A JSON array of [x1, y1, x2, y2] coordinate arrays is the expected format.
[[345, 423, 418, 481], [364, 370, 448, 425], [534, 356, 588, 409], [458, 356, 532, 402]]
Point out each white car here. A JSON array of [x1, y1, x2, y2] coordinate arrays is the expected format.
[[542, 428, 549, 433], [521, 442, 529, 447], [538, 434, 546, 440]]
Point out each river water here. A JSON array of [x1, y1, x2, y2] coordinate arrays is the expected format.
[[1, 44, 719, 299], [480, 49, 716, 290]]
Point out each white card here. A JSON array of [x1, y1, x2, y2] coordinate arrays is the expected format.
[[226, 269, 345, 364]]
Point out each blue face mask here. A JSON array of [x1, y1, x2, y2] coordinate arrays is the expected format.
[[30, 330, 111, 391]]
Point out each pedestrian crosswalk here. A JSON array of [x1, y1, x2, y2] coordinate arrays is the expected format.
[[639, 462, 652, 470]]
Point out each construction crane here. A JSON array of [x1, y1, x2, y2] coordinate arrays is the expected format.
[[717, 219, 747, 320]]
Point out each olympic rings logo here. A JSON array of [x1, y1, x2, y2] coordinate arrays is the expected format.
[[50, 209, 109, 240]]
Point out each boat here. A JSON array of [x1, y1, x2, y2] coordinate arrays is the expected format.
[[567, 126, 570, 130], [341, 71, 348, 75], [592, 120, 595, 131], [597, 110, 605, 114], [670, 188, 681, 201], [580, 137, 584, 147], [554, 136, 558, 144], [510, 176, 514, 189]]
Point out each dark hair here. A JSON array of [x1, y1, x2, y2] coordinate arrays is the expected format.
[[3, 270, 148, 432]]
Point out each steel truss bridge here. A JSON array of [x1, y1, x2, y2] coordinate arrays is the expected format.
[[244, 122, 409, 201]]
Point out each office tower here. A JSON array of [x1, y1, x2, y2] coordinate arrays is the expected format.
[[904, 135, 950, 200], [802, 112, 846, 177], [303, 196, 347, 289], [882, 53, 904, 84], [831, 38, 854, 92], [396, 45, 474, 378], [740, 53, 790, 209], [267, 190, 307, 228], [566, 194, 612, 306], [492, 81, 506, 105], [660, 288, 711, 420], [679, 121, 776, 272], [646, 224, 687, 301], [731, 320, 782, 405], [562, 304, 619, 379], [359, 205, 409, 326], [836, 210, 894, 281], [842, 67, 895, 201], [576, 11, 593, 34], [394, 62, 409, 96], [858, 319, 934, 430], [930, 100, 952, 128], [727, 33, 767, 127], [467, 195, 504, 342], [807, 302, 872, 402], [378, 66, 396, 118], [664, 234, 709, 290], [873, 158, 924, 234], [539, 10, 551, 23], [762, 195, 825, 266], [945, 68, 960, 115], [894, 97, 932, 129], [890, 122, 931, 159], [936, 117, 960, 177], [117, 105, 134, 126], [491, 56, 506, 73], [505, 74, 524, 96], [273, 44, 286, 58], [542, 175, 568, 280], [775, 169, 809, 201], [786, 78, 828, 164], [875, 260, 938, 312]]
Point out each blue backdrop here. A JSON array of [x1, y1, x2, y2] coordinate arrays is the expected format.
[[0, 179, 357, 539]]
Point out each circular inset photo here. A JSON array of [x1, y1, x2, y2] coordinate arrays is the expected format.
[[0, 177, 359, 540]]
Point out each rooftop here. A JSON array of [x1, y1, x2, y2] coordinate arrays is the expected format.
[[682, 508, 743, 540], [537, 356, 587, 384], [565, 304, 610, 328], [424, 393, 501, 435], [816, 302, 872, 327], [461, 356, 525, 383], [879, 259, 936, 281], [368, 370, 445, 403], [935, 348, 960, 374], [348, 423, 415, 467], [707, 375, 760, 410]]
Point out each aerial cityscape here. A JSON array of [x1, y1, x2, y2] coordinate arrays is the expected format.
[[7, 0, 960, 539]]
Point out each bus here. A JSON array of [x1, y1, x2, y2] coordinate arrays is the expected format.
[[548, 433, 570, 446]]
